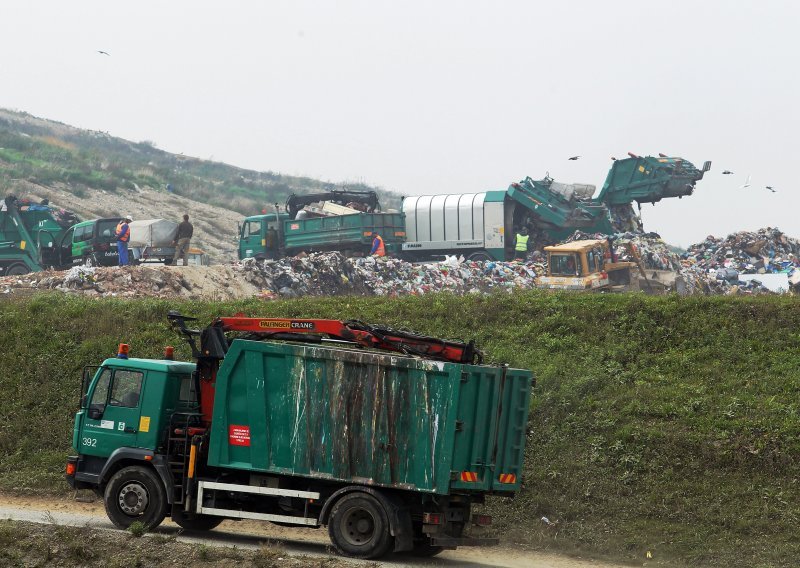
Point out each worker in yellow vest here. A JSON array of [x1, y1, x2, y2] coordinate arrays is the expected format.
[[514, 228, 529, 260]]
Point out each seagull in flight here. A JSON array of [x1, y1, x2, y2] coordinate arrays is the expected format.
[[568, 155, 580, 161], [766, 186, 776, 193], [97, 50, 110, 56], [722, 170, 733, 175], [740, 175, 751, 189]]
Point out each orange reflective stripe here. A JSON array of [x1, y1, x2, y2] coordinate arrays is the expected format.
[[498, 473, 517, 484], [460, 471, 478, 482]]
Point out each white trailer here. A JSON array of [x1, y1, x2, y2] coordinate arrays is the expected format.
[[400, 190, 511, 261]]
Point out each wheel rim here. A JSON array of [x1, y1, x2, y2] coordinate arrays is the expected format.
[[118, 482, 149, 515], [340, 507, 376, 546]]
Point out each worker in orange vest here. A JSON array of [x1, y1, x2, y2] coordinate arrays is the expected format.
[[115, 215, 132, 266], [370, 232, 386, 257]]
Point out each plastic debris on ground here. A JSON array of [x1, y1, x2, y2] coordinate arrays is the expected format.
[[679, 227, 800, 295], [239, 252, 545, 298]]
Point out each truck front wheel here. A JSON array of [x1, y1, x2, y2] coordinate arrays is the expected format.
[[328, 492, 394, 559], [104, 465, 167, 530]]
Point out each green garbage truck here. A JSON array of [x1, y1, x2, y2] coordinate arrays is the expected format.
[[0, 194, 122, 273], [66, 313, 534, 559], [239, 190, 405, 260]]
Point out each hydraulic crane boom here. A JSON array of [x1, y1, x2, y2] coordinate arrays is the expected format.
[[168, 312, 482, 425], [168, 312, 481, 365]]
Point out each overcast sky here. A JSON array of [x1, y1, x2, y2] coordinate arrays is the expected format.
[[2, 1, 798, 246]]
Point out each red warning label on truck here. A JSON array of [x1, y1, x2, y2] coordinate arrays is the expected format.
[[228, 425, 251, 446]]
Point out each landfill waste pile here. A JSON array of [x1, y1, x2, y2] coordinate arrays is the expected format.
[[0, 264, 257, 300], [564, 230, 682, 270], [680, 227, 800, 295], [238, 253, 544, 297]]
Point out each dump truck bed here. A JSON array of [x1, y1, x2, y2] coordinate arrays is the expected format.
[[208, 340, 532, 495], [283, 212, 405, 254]]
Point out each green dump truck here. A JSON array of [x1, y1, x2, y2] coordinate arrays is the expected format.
[[239, 190, 405, 260], [66, 313, 533, 559]]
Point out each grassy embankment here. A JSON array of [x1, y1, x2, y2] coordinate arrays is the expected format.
[[1, 292, 798, 567]]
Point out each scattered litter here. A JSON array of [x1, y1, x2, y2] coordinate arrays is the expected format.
[[680, 227, 800, 295], [239, 252, 544, 298]]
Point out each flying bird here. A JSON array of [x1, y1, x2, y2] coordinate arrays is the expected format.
[[740, 175, 751, 189], [722, 170, 734, 175], [568, 156, 580, 161], [97, 50, 110, 56], [766, 186, 776, 193]]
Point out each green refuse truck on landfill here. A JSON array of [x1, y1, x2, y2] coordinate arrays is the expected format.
[[0, 195, 120, 274], [239, 189, 406, 260], [66, 312, 534, 559]]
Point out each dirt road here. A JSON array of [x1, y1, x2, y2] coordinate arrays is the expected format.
[[0, 493, 626, 568]]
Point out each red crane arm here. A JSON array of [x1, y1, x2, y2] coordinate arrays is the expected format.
[[215, 316, 480, 364]]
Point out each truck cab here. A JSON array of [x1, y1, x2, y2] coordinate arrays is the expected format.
[[58, 218, 122, 267], [238, 213, 287, 260], [69, 357, 197, 501], [537, 239, 638, 291]]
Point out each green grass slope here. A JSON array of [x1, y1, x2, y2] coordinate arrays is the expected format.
[[0, 109, 402, 215], [1, 292, 798, 567]]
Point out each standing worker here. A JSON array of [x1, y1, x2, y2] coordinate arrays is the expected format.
[[514, 227, 530, 260], [370, 231, 385, 257], [115, 215, 132, 266], [172, 214, 194, 266]]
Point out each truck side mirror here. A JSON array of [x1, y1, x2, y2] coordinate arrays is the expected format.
[[702, 160, 712, 172]]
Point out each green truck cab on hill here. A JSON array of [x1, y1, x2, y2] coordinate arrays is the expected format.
[[67, 314, 533, 559]]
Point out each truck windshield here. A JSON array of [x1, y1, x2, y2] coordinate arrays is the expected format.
[[550, 253, 582, 276]]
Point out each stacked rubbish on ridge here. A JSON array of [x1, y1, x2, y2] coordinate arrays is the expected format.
[[680, 227, 800, 295], [564, 230, 682, 270], [238, 253, 544, 297]]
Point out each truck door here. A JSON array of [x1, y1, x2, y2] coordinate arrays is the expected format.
[[80, 367, 146, 456], [239, 220, 264, 259], [58, 226, 75, 267]]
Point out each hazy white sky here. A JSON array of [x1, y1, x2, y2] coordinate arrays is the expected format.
[[2, 1, 798, 246]]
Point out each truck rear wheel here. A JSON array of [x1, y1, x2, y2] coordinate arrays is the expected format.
[[467, 252, 493, 262], [328, 492, 394, 559], [5, 263, 30, 276], [171, 506, 224, 531], [104, 465, 167, 530]]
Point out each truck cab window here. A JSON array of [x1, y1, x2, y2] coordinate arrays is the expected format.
[[178, 374, 198, 403], [110, 370, 144, 408], [89, 368, 113, 412], [246, 221, 262, 236]]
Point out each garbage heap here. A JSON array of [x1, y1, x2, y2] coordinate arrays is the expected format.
[[564, 230, 682, 270], [1, 265, 195, 298], [680, 227, 800, 294], [237, 253, 544, 297]]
